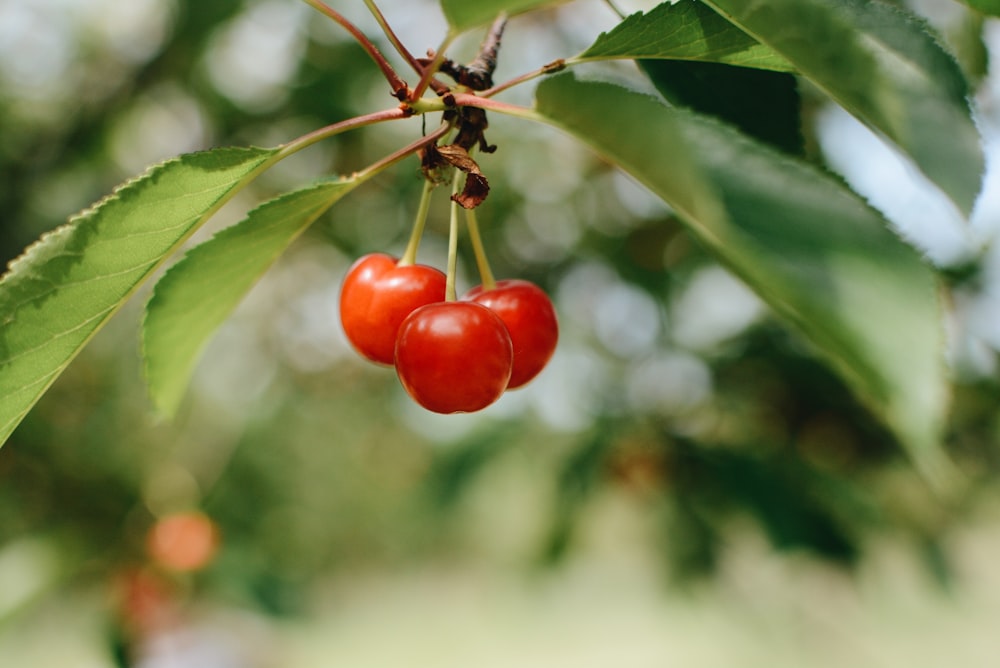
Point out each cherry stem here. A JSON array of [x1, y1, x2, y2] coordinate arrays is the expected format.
[[445, 169, 462, 302], [361, 0, 424, 76], [465, 206, 496, 291], [399, 178, 436, 267], [448, 93, 542, 121], [411, 32, 456, 102], [603, 0, 627, 19], [276, 106, 408, 159], [302, 0, 409, 99], [355, 122, 451, 179], [281, 121, 448, 198], [482, 59, 567, 98]]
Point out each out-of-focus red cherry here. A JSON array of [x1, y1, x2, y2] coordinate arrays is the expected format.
[[146, 511, 219, 572]]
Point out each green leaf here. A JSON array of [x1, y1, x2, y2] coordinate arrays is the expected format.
[[143, 177, 364, 416], [0, 147, 276, 447], [961, 0, 1000, 17], [640, 60, 803, 155], [577, 0, 793, 72], [533, 73, 949, 479], [702, 0, 984, 217], [439, 0, 568, 32]]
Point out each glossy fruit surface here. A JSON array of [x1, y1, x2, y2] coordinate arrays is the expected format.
[[339, 253, 447, 365], [464, 279, 558, 388], [395, 302, 513, 413]]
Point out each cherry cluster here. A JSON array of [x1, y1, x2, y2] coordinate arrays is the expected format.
[[324, 7, 557, 414], [340, 252, 558, 414]]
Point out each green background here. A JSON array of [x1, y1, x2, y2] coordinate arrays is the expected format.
[[2, 0, 1000, 665]]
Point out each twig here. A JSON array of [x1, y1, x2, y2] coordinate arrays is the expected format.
[[302, 0, 410, 100], [277, 106, 409, 159], [481, 59, 566, 98], [449, 93, 542, 122], [357, 122, 452, 179], [361, 0, 424, 76], [410, 32, 456, 101], [439, 14, 508, 91]]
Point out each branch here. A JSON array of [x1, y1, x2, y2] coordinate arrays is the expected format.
[[449, 93, 542, 122], [302, 0, 410, 100], [362, 0, 424, 76], [438, 14, 508, 91], [482, 59, 566, 98], [410, 32, 456, 101], [277, 106, 410, 159], [357, 122, 452, 179]]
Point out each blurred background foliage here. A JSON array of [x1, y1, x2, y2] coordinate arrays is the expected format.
[[4, 0, 1000, 666]]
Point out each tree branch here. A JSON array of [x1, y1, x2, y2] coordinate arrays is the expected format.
[[302, 0, 410, 100]]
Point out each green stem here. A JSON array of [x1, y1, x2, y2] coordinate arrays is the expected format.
[[449, 92, 543, 122], [465, 206, 496, 290], [445, 170, 462, 301], [603, 0, 627, 19], [399, 178, 436, 266], [411, 32, 456, 101], [362, 0, 424, 76], [407, 96, 448, 115]]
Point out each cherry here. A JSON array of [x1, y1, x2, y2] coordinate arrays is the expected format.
[[395, 301, 513, 413], [146, 511, 219, 572], [464, 279, 558, 389], [339, 253, 447, 365]]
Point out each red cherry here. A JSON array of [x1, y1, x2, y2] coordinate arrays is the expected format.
[[395, 302, 513, 413], [146, 511, 219, 572], [464, 280, 558, 389], [340, 253, 447, 365]]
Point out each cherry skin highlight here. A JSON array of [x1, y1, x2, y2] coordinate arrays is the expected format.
[[339, 253, 447, 365], [395, 301, 513, 413], [464, 279, 558, 388]]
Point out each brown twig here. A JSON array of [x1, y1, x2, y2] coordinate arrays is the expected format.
[[410, 34, 455, 102], [302, 0, 410, 100], [438, 14, 508, 91]]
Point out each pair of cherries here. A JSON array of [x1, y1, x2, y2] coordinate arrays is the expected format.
[[339, 253, 558, 413]]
